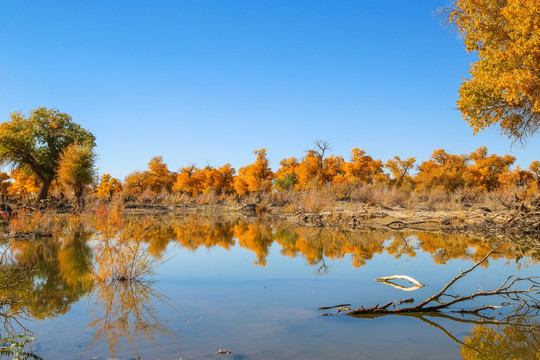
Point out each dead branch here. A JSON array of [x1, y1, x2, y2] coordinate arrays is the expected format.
[[375, 275, 425, 291], [343, 248, 539, 316]]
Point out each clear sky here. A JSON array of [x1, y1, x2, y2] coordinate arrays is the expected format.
[[1, 1, 539, 179]]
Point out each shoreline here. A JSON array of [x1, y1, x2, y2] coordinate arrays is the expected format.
[[121, 202, 540, 237]]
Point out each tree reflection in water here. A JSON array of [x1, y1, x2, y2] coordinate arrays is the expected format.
[[423, 308, 539, 360], [0, 212, 537, 359], [0, 243, 34, 332], [87, 277, 177, 357], [460, 314, 540, 359], [0, 216, 93, 329], [344, 305, 539, 360], [87, 212, 178, 357], [162, 217, 538, 272]]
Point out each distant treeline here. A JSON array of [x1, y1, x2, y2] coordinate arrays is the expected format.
[[3, 145, 539, 202]]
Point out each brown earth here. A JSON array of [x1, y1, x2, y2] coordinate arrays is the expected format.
[[123, 201, 540, 237]]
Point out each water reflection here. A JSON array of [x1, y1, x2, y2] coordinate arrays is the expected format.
[[3, 218, 92, 322], [420, 309, 539, 360], [0, 244, 34, 332], [87, 279, 177, 357], [0, 213, 537, 359], [461, 318, 540, 359], [88, 210, 178, 356], [158, 217, 534, 269]]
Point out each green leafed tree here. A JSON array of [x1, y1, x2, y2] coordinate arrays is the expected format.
[[0, 107, 96, 202]]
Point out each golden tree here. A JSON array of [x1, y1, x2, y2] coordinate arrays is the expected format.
[[385, 156, 416, 187], [294, 152, 323, 190], [200, 164, 235, 194], [464, 147, 515, 191], [498, 165, 534, 196], [233, 149, 274, 196], [144, 156, 176, 193], [123, 156, 175, 199], [414, 149, 469, 192], [526, 160, 540, 195], [56, 142, 97, 210], [448, 0, 540, 139], [123, 171, 146, 197], [342, 148, 385, 185], [95, 174, 123, 201], [529, 160, 540, 183], [292, 140, 333, 190], [216, 163, 236, 194], [274, 157, 299, 190], [173, 165, 204, 196], [7, 168, 41, 199], [324, 155, 346, 183]]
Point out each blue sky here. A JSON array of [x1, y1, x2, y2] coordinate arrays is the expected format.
[[1, 1, 538, 179]]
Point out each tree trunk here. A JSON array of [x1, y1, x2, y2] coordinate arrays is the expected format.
[[36, 178, 52, 203], [75, 188, 84, 212]]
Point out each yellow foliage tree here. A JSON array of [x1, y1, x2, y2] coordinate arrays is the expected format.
[[529, 160, 540, 183], [448, 0, 540, 139], [464, 146, 515, 191], [498, 166, 534, 196], [56, 142, 97, 210], [96, 174, 123, 201], [385, 156, 416, 187], [324, 155, 346, 183], [274, 157, 299, 190], [293, 140, 333, 190], [342, 148, 385, 185], [173, 165, 205, 196], [233, 149, 274, 196], [123, 156, 175, 199], [526, 160, 540, 195], [7, 168, 41, 199], [123, 171, 146, 197], [414, 149, 469, 192], [144, 156, 176, 193], [201, 164, 235, 194], [294, 152, 323, 190]]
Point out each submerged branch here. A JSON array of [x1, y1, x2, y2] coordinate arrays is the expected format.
[[341, 248, 539, 316]]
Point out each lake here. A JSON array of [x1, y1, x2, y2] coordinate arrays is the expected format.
[[1, 213, 539, 359]]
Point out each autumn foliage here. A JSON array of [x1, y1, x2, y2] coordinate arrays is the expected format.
[[0, 144, 539, 207], [448, 0, 540, 140]]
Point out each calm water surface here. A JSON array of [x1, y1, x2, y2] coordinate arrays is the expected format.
[[2, 215, 539, 359]]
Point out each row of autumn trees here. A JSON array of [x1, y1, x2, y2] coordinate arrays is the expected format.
[[1, 108, 539, 206], [97, 145, 539, 201], [6, 144, 540, 204]]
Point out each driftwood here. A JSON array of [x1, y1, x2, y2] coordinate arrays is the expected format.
[[500, 196, 540, 235], [375, 275, 425, 291], [339, 249, 539, 316]]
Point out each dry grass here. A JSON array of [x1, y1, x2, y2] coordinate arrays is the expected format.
[[262, 183, 518, 214], [41, 180, 539, 217]]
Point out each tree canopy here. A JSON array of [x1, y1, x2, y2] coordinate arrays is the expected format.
[[448, 0, 540, 140], [0, 107, 95, 201]]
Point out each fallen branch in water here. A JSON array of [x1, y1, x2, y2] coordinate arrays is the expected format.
[[342, 249, 539, 316], [375, 275, 425, 291]]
